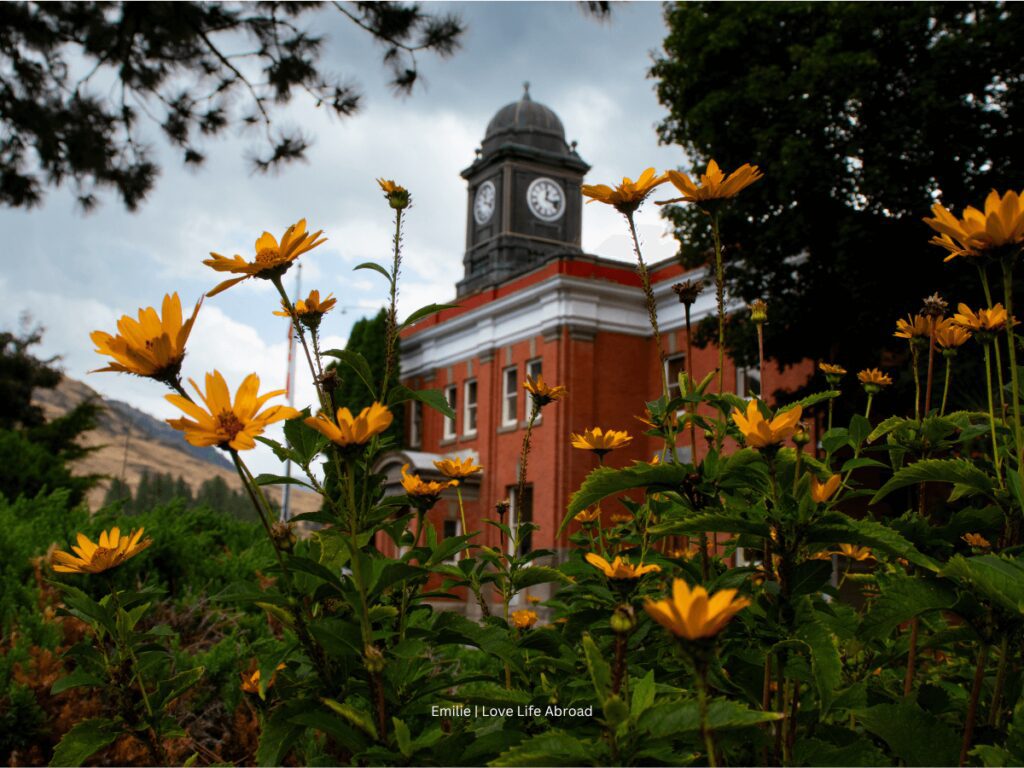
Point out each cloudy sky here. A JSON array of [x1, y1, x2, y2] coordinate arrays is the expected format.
[[1, 1, 686, 475]]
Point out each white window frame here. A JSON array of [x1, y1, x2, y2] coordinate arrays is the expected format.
[[409, 400, 422, 448], [443, 518, 463, 562], [502, 366, 518, 427], [736, 365, 761, 398], [443, 384, 457, 440], [665, 353, 686, 401], [463, 379, 478, 437]]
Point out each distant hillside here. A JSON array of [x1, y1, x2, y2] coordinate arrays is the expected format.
[[33, 376, 320, 515]]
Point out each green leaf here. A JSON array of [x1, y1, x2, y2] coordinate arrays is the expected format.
[[867, 415, 907, 443], [393, 717, 413, 758], [491, 730, 592, 767], [562, 463, 690, 531], [253, 473, 314, 489], [51, 669, 105, 694], [849, 414, 872, 447], [861, 573, 957, 640], [857, 701, 959, 766], [282, 414, 328, 465], [794, 597, 841, 715], [49, 718, 120, 767], [256, 706, 304, 767], [778, 389, 840, 413], [398, 302, 459, 332], [354, 261, 393, 283], [322, 697, 378, 739], [322, 349, 377, 397], [794, 737, 889, 767], [941, 555, 1024, 614], [153, 666, 204, 710], [512, 566, 569, 591], [872, 458, 996, 504], [631, 670, 656, 718], [840, 457, 887, 472], [638, 698, 782, 737], [581, 633, 611, 701], [388, 384, 455, 419], [813, 513, 937, 571]]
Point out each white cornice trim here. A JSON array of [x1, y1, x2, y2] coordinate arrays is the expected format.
[[400, 268, 740, 376]]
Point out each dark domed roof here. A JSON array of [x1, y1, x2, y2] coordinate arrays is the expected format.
[[482, 85, 569, 156]]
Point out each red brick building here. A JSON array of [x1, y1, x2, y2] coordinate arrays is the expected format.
[[377, 91, 809, 608]]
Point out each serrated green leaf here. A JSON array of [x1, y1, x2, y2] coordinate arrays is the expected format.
[[631, 670, 655, 718], [857, 701, 959, 766], [861, 573, 957, 640], [322, 697, 378, 739], [582, 633, 611, 701], [562, 463, 690, 532], [778, 389, 840, 413], [512, 566, 569, 591], [253, 473, 314, 489], [638, 698, 782, 737], [867, 415, 907, 443], [794, 597, 841, 715], [872, 458, 995, 504], [941, 555, 1024, 614], [388, 384, 455, 419], [490, 730, 592, 767], [393, 717, 413, 758], [51, 669, 105, 694], [399, 302, 459, 331], [322, 349, 377, 397], [49, 718, 120, 767]]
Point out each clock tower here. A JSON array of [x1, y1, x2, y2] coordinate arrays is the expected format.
[[457, 84, 590, 297]]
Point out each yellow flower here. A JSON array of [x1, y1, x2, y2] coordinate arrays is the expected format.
[[304, 403, 394, 448], [524, 374, 567, 407], [434, 456, 483, 479], [609, 512, 633, 525], [273, 290, 337, 321], [660, 159, 763, 207], [570, 427, 633, 457], [835, 543, 873, 561], [857, 368, 893, 390], [644, 579, 750, 640], [573, 507, 601, 525], [924, 190, 1024, 260], [893, 314, 932, 340], [400, 464, 457, 501], [90, 293, 201, 382], [165, 371, 300, 451], [810, 474, 842, 503], [962, 532, 991, 550], [510, 609, 539, 630], [377, 178, 410, 210], [581, 167, 668, 215], [204, 219, 326, 297], [935, 319, 972, 349], [953, 303, 1010, 333], [819, 362, 847, 377], [585, 552, 661, 580], [52, 527, 152, 575], [749, 299, 768, 324], [240, 663, 286, 694], [730, 399, 802, 449], [526, 595, 542, 605]]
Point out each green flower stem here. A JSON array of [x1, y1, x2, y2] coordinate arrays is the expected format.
[[827, 397, 834, 433], [626, 212, 670, 400], [865, 392, 874, 421], [924, 323, 937, 415], [382, 208, 403, 401], [455, 485, 469, 541], [959, 643, 990, 767], [696, 663, 718, 768], [272, 276, 330, 413], [989, 634, 1010, 727], [978, 264, 1007, 415], [983, 343, 1005, 488], [910, 344, 921, 421], [941, 354, 953, 416], [711, 212, 726, 393], [1001, 259, 1022, 473]]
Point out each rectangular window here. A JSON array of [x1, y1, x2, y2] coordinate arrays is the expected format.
[[442, 518, 463, 562], [665, 354, 686, 400], [463, 379, 478, 436], [736, 366, 761, 398], [502, 366, 518, 427], [409, 400, 422, 448], [506, 484, 534, 557], [443, 384, 457, 440]]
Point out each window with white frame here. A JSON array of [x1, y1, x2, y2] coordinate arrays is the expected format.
[[502, 366, 518, 427], [463, 379, 478, 436], [443, 384, 457, 440], [409, 400, 422, 448], [736, 365, 761, 398], [665, 354, 687, 400]]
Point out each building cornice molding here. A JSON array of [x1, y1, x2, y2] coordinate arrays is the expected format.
[[400, 269, 740, 376]]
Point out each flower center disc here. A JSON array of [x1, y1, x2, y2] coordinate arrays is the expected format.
[[217, 411, 245, 441]]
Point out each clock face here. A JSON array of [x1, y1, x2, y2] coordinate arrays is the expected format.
[[473, 180, 496, 225], [527, 177, 565, 222]]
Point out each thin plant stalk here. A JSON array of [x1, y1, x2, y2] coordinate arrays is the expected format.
[[959, 644, 990, 766], [625, 212, 669, 398], [940, 354, 953, 416], [978, 263, 1007, 415], [756, 322, 767, 401], [696, 663, 718, 768], [910, 344, 922, 421], [865, 393, 874, 421], [983, 343, 1005, 488], [710, 212, 726, 393], [272, 277, 330, 413], [903, 617, 919, 698], [685, 301, 698, 457], [1001, 260, 1022, 473], [455, 485, 469, 540], [382, 207, 404, 401], [924, 322, 937, 415], [990, 634, 1010, 727]]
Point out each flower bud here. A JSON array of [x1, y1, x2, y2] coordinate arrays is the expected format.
[[364, 644, 386, 673], [749, 298, 768, 325], [610, 604, 636, 635]]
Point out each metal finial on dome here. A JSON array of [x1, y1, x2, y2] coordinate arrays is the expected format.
[[522, 81, 531, 100]]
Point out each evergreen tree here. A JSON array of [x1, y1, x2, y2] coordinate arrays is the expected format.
[[103, 477, 132, 508]]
